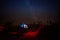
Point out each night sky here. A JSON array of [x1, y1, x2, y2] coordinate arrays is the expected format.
[[0, 0, 60, 25]]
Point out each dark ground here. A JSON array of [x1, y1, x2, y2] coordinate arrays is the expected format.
[[0, 22, 60, 40]]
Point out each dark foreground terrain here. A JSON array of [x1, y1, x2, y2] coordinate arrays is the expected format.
[[0, 22, 60, 40]]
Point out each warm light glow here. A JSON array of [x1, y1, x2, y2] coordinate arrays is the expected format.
[[23, 31, 38, 37], [9, 32, 18, 35], [0, 25, 4, 32]]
